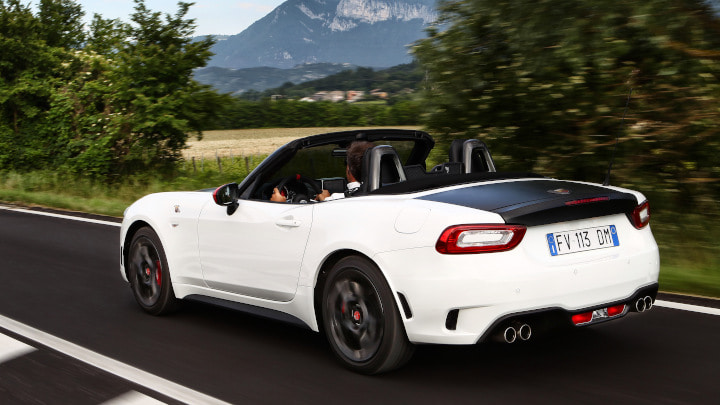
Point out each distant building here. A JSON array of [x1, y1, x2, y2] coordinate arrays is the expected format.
[[312, 91, 345, 102], [370, 89, 388, 99], [301, 90, 350, 102], [346, 90, 365, 102]]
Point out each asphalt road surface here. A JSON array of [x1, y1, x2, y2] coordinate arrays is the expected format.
[[0, 206, 719, 404]]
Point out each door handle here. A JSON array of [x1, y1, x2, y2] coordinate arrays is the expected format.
[[276, 218, 301, 227]]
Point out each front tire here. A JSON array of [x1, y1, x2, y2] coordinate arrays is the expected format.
[[127, 227, 179, 315], [322, 256, 414, 374]]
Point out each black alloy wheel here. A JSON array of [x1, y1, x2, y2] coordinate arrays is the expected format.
[[128, 227, 178, 315], [322, 256, 414, 374]]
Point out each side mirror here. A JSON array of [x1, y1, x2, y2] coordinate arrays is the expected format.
[[213, 183, 239, 215]]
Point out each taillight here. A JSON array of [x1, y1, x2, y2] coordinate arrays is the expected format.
[[630, 200, 650, 229], [436, 225, 526, 254]]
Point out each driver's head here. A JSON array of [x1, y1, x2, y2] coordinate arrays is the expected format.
[[346, 141, 375, 182]]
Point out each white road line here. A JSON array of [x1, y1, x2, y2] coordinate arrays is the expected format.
[[0, 333, 36, 364], [0, 205, 121, 227], [0, 314, 232, 405], [654, 300, 720, 316], [101, 391, 167, 405]]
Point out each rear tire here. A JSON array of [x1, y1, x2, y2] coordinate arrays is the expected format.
[[127, 227, 179, 315], [322, 256, 414, 374]]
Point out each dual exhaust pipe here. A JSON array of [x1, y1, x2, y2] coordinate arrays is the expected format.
[[634, 295, 654, 312], [498, 322, 532, 344], [494, 295, 653, 343]]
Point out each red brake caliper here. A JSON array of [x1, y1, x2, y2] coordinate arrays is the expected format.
[[155, 260, 162, 286]]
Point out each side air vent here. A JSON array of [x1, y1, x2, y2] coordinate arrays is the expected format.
[[397, 292, 413, 319], [445, 309, 460, 331]]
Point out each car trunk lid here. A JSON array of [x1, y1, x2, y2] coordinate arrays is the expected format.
[[417, 179, 638, 226]]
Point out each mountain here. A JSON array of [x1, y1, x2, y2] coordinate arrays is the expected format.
[[207, 0, 437, 69], [194, 63, 356, 95]]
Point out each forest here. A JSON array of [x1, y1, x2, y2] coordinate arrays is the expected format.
[[413, 0, 720, 214]]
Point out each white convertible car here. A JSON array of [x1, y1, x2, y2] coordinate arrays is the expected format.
[[120, 129, 659, 374]]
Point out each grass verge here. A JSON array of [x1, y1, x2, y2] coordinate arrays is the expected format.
[[0, 188, 130, 217], [0, 155, 266, 217], [652, 211, 720, 299]]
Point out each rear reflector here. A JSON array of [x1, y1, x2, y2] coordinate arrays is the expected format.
[[436, 225, 526, 254], [572, 304, 627, 326], [607, 304, 626, 317], [572, 312, 593, 325]]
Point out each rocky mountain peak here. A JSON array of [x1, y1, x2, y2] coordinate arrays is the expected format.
[[207, 0, 437, 69], [333, 0, 437, 28]]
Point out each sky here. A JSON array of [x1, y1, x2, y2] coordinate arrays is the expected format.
[[32, 0, 287, 36]]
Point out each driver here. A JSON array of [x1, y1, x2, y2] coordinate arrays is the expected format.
[[270, 141, 375, 202]]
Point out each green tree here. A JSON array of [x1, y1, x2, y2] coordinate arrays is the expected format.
[[0, 0, 228, 179], [47, 0, 230, 178], [101, 0, 224, 174], [413, 0, 720, 209], [38, 0, 85, 49], [0, 0, 70, 168], [86, 14, 127, 55]]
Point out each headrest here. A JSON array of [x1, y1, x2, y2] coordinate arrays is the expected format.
[[360, 145, 407, 193]]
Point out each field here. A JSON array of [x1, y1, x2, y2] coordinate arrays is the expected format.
[[183, 126, 423, 159]]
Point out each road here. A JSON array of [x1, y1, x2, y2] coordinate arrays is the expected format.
[[0, 206, 719, 404]]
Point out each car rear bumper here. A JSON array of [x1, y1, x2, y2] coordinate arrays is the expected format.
[[375, 233, 660, 345], [463, 283, 658, 344]]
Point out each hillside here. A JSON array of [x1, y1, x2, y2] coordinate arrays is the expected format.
[[193, 63, 356, 95], [240, 63, 424, 99]]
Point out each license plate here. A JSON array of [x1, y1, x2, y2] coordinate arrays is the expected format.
[[546, 225, 619, 256]]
